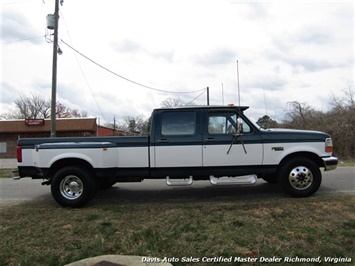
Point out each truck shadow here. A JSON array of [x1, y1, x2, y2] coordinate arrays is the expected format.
[[28, 180, 344, 207], [93, 180, 285, 205]]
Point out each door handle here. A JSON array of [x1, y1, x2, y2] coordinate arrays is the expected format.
[[204, 137, 215, 142], [158, 139, 168, 143]]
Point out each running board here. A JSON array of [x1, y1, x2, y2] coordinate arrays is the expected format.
[[210, 175, 257, 186], [166, 176, 193, 186]]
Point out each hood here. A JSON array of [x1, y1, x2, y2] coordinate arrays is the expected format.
[[259, 128, 330, 142]]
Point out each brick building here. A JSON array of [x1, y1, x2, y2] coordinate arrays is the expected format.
[[0, 118, 129, 158]]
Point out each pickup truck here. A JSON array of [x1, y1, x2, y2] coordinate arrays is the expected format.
[[15, 105, 338, 207]]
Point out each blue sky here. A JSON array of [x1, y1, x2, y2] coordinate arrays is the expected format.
[[1, 0, 353, 125]]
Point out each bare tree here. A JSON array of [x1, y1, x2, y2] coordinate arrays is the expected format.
[[330, 86, 355, 112], [284, 101, 323, 129], [284, 101, 310, 129], [327, 86, 355, 159], [161, 97, 187, 107], [109, 115, 150, 135], [283, 86, 355, 159], [0, 93, 88, 119], [56, 102, 71, 118], [70, 109, 88, 118], [13, 93, 51, 119]]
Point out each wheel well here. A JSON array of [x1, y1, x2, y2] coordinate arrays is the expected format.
[[49, 158, 94, 178], [279, 152, 323, 169]]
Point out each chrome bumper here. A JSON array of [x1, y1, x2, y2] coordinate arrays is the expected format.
[[322, 156, 338, 171]]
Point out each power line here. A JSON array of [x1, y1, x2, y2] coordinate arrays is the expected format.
[[60, 39, 206, 94], [1, 35, 44, 44], [59, 11, 106, 121], [185, 88, 207, 105]]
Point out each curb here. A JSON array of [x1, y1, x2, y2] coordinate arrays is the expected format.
[[65, 255, 173, 266]]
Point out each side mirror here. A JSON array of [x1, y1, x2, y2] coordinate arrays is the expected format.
[[227, 118, 247, 155], [237, 118, 243, 135]]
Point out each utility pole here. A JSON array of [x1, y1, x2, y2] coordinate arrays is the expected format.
[[50, 0, 60, 137]]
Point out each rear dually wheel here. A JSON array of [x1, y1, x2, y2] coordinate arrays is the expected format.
[[51, 166, 96, 207]]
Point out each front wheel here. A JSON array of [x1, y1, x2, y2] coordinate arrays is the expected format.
[[278, 157, 321, 197], [51, 166, 96, 207]]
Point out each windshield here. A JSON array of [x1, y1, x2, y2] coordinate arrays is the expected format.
[[243, 110, 262, 130]]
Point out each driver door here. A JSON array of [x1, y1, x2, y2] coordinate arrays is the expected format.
[[202, 110, 263, 171]]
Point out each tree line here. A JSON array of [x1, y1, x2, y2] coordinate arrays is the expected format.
[[257, 87, 354, 159], [283, 88, 354, 159]]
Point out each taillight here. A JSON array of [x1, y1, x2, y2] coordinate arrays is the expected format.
[[325, 138, 333, 153], [17, 146, 22, 163]]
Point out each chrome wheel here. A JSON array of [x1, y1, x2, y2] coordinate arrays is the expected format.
[[60, 175, 84, 200], [288, 166, 313, 190]]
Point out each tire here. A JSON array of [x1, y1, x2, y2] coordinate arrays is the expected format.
[[278, 157, 321, 197], [51, 166, 96, 207]]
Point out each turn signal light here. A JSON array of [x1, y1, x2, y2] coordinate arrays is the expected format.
[[325, 138, 333, 153], [326, 146, 333, 153]]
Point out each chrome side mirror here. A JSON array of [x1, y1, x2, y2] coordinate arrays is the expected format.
[[237, 118, 243, 135]]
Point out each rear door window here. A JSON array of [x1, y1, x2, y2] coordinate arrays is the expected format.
[[161, 111, 196, 136]]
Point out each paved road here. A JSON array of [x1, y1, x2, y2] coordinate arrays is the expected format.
[[0, 167, 354, 205]]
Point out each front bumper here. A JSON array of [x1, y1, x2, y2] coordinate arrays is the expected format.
[[322, 156, 338, 171]]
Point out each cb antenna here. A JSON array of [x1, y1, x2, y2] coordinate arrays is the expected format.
[[222, 83, 224, 105], [237, 60, 241, 106]]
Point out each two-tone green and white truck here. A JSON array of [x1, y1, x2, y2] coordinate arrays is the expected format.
[[14, 105, 338, 207]]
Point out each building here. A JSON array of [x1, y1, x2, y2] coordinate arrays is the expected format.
[[0, 118, 130, 158]]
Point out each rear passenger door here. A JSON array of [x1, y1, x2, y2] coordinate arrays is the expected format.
[[152, 110, 203, 176]]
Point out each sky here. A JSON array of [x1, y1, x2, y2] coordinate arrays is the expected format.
[[1, 0, 354, 125]]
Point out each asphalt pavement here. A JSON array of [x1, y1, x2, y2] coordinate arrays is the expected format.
[[1, 167, 354, 205]]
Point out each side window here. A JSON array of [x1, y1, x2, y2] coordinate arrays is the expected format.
[[208, 113, 237, 134], [208, 112, 251, 134], [241, 120, 251, 134], [161, 111, 196, 135]]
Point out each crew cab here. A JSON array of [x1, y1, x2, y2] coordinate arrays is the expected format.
[[15, 105, 338, 207]]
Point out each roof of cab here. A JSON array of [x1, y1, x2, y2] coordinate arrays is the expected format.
[[154, 105, 249, 111]]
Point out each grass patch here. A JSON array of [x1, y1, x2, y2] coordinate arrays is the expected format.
[[339, 159, 355, 167], [0, 169, 15, 178], [0, 195, 354, 266]]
